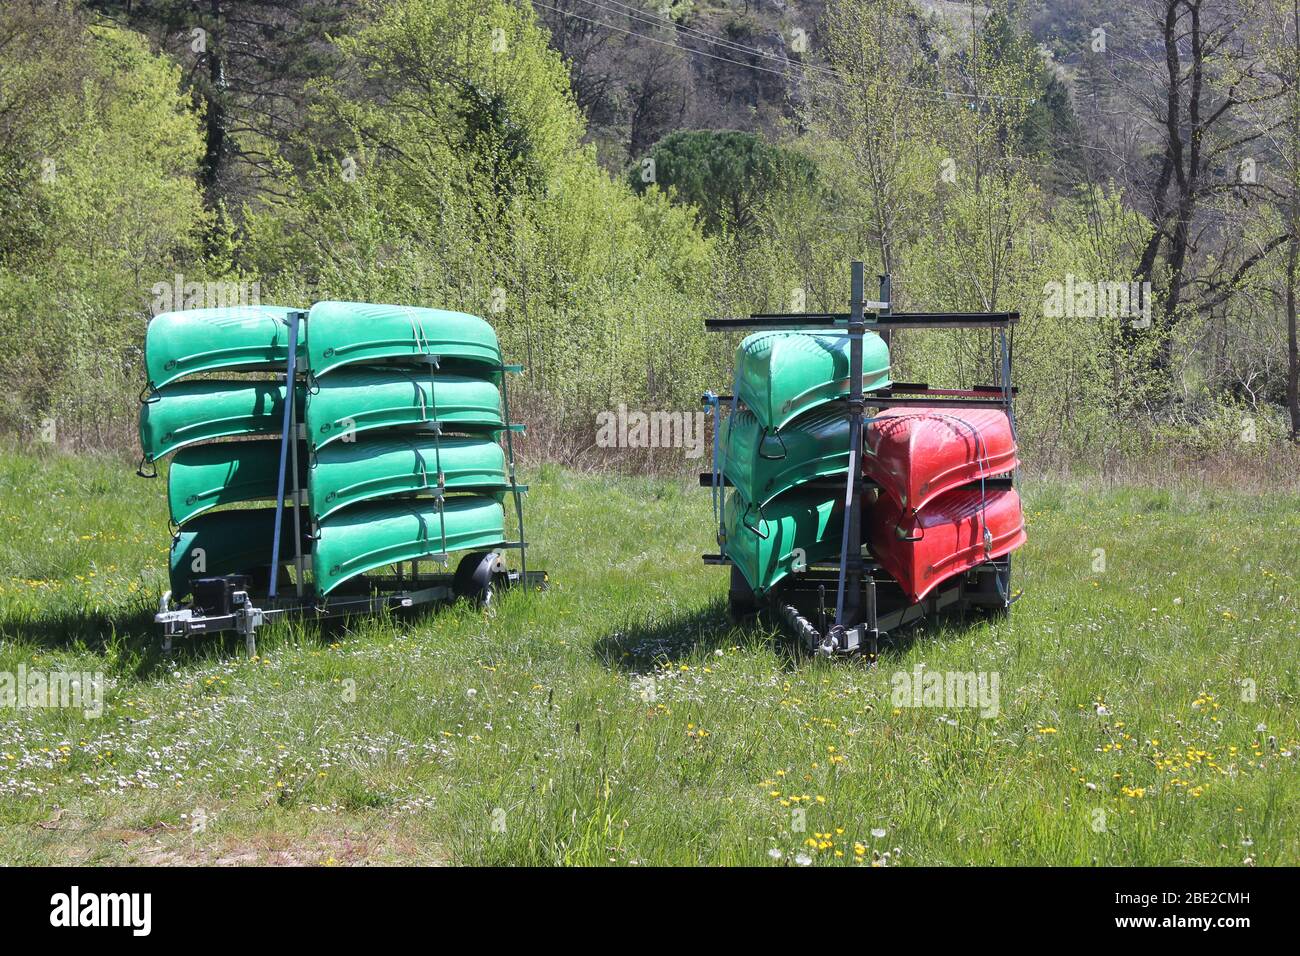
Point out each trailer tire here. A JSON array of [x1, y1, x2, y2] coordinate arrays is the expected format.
[[455, 551, 504, 608], [727, 565, 758, 622]]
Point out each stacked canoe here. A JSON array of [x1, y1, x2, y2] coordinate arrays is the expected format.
[[718, 330, 888, 595], [862, 406, 1024, 601], [716, 330, 1025, 604], [139, 302, 518, 600], [303, 302, 513, 596]]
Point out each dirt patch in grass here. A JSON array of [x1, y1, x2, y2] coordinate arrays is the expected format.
[[121, 820, 442, 866], [20, 808, 443, 866]]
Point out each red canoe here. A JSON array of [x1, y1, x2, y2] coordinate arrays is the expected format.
[[863, 406, 1018, 513], [867, 486, 1026, 603]]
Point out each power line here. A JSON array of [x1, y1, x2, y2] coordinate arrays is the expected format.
[[577, 0, 844, 83], [536, 0, 1037, 104], [532, 0, 815, 83]]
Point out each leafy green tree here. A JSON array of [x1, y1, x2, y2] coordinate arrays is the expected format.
[[974, 3, 1080, 170], [627, 129, 814, 236], [0, 7, 208, 443], [85, 0, 360, 213], [1241, 0, 1300, 438], [244, 0, 719, 426]]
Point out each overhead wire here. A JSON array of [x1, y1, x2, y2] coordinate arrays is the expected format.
[[534, 0, 1038, 105]]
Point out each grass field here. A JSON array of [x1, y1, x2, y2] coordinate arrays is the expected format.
[[0, 446, 1296, 865]]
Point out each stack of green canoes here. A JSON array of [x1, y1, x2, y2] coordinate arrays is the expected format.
[[140, 302, 517, 599], [718, 330, 890, 596], [303, 302, 512, 596]]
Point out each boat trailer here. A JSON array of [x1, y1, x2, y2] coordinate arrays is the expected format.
[[702, 261, 1020, 658], [155, 555, 548, 655], [151, 305, 545, 653]]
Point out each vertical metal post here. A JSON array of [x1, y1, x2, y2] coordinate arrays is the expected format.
[[289, 315, 306, 598], [425, 357, 449, 561], [865, 576, 878, 656], [269, 309, 300, 599], [834, 262, 866, 629], [499, 368, 527, 580], [866, 274, 891, 642]]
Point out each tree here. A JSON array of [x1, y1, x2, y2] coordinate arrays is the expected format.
[[627, 129, 813, 235], [0, 0, 87, 268], [532, 0, 627, 138], [0, 6, 208, 443], [1112, 0, 1286, 380], [624, 37, 692, 161], [804, 0, 944, 284], [242, 0, 718, 429], [86, 0, 360, 211], [1246, 0, 1300, 437]]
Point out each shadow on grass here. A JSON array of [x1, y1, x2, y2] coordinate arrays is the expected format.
[[0, 596, 370, 679], [1, 600, 156, 653], [0, 599, 219, 677], [592, 597, 819, 673], [875, 605, 1007, 659], [593, 593, 1008, 674]]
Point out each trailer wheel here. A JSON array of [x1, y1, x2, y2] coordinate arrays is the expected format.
[[727, 565, 758, 621], [455, 551, 504, 607]]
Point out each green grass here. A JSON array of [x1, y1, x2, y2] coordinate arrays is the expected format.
[[0, 446, 1296, 865]]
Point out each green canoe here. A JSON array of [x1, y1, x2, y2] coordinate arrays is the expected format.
[[304, 366, 504, 452], [309, 434, 508, 522], [306, 301, 501, 377], [723, 487, 845, 596], [720, 404, 851, 508], [169, 507, 303, 599], [145, 306, 303, 390], [313, 495, 507, 595], [168, 439, 306, 527], [140, 380, 305, 462], [734, 331, 890, 431]]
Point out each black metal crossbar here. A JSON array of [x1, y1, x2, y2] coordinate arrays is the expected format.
[[704, 311, 1018, 332]]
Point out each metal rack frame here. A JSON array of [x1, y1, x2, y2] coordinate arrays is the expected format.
[[155, 308, 543, 652], [703, 261, 1019, 657]]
